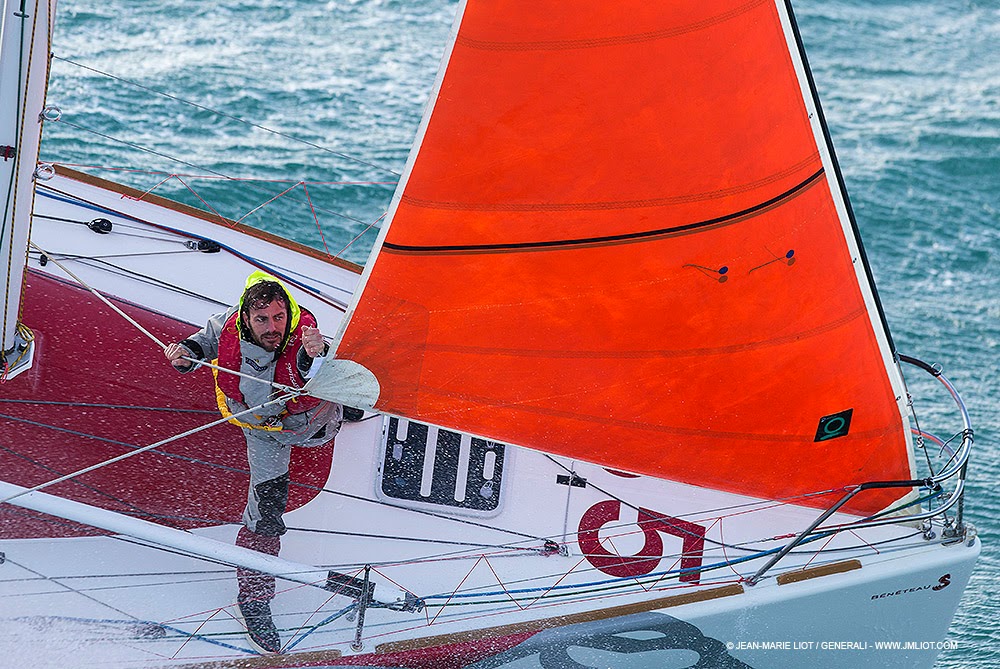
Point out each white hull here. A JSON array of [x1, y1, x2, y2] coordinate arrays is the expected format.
[[2, 533, 980, 668], [0, 169, 978, 668]]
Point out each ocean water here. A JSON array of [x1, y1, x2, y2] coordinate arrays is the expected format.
[[38, 0, 999, 667]]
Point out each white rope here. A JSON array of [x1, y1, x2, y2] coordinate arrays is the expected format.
[[29, 241, 169, 347], [28, 241, 308, 396]]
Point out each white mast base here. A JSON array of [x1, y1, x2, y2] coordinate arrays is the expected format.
[[1, 328, 34, 381]]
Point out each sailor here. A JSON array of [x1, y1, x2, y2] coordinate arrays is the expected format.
[[164, 270, 342, 654]]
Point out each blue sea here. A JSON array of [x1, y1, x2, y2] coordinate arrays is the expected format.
[[40, 0, 999, 666]]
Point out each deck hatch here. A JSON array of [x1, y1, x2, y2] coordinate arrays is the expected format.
[[377, 417, 507, 516]]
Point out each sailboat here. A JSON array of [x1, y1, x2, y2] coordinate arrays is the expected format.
[[1, 0, 979, 667]]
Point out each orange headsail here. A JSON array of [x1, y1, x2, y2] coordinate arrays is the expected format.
[[334, 0, 914, 515]]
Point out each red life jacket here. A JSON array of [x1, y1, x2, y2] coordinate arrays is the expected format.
[[216, 309, 321, 415]]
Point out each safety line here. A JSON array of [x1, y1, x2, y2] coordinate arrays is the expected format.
[[0, 397, 217, 414], [0, 407, 556, 554], [6, 395, 940, 576], [0, 393, 295, 506], [53, 54, 403, 178], [29, 252, 232, 310], [34, 184, 355, 312], [1, 400, 945, 572], [0, 441, 187, 529], [28, 241, 321, 397]]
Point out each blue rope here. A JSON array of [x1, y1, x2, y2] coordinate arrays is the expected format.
[[283, 602, 357, 653], [34, 186, 345, 306]]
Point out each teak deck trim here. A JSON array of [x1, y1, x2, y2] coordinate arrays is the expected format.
[[176, 648, 342, 669], [49, 164, 364, 274], [776, 559, 863, 585]]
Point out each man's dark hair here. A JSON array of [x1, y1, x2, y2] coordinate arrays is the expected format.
[[243, 281, 287, 312], [240, 281, 291, 344]]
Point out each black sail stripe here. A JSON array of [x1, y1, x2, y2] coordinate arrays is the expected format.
[[384, 168, 825, 256]]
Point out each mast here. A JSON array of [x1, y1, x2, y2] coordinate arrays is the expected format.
[[0, 0, 54, 380]]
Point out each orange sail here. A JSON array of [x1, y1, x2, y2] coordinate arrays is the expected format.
[[333, 0, 914, 515]]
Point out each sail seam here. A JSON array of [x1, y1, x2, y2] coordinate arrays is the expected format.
[[411, 386, 898, 444], [456, 0, 768, 52], [385, 168, 824, 255], [401, 154, 820, 214], [366, 308, 864, 360]]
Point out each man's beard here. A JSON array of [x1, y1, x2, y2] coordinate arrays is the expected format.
[[256, 331, 282, 351]]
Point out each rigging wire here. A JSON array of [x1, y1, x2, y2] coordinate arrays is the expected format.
[[0, 398, 216, 414], [34, 183, 356, 312], [46, 118, 384, 232], [0, 406, 556, 549], [541, 453, 950, 563], [52, 118, 230, 179], [27, 241, 328, 396], [28, 250, 233, 309], [39, 248, 204, 261], [52, 164, 396, 188], [542, 453, 799, 555], [33, 211, 196, 243], [0, 441, 189, 530], [35, 210, 202, 244], [52, 54, 403, 179], [27, 240, 169, 347], [284, 602, 357, 653], [288, 524, 555, 556], [0, 392, 296, 506], [45, 89, 392, 233], [3, 554, 161, 632], [0, 397, 953, 571]]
